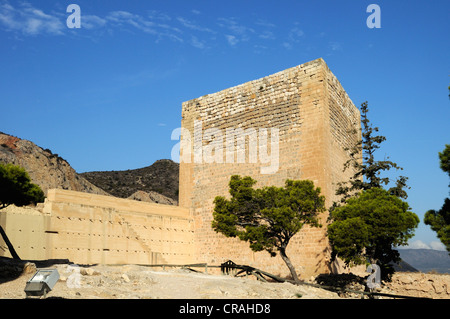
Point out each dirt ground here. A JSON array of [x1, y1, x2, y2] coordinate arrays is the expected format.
[[1, 261, 448, 299], [1, 263, 342, 299]]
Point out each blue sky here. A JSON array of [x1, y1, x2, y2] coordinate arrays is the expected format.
[[1, 1, 449, 250]]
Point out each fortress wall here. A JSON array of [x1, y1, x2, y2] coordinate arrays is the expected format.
[[323, 62, 361, 207], [0, 205, 47, 260], [1, 58, 360, 279], [1, 189, 194, 265], [179, 58, 360, 277]]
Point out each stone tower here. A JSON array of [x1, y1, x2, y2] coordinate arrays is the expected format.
[[179, 58, 360, 278]]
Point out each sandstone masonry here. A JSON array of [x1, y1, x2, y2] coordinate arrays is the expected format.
[[1, 58, 360, 278], [179, 58, 360, 278], [1, 189, 194, 265]]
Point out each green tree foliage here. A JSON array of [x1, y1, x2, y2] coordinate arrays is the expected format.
[[0, 163, 45, 208], [212, 175, 325, 282], [328, 101, 417, 279], [334, 101, 409, 206], [424, 199, 450, 254], [0, 163, 45, 259], [438, 144, 450, 180], [424, 144, 450, 254], [328, 188, 419, 279]]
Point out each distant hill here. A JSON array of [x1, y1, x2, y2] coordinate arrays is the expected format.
[[0, 132, 178, 205], [391, 259, 419, 273], [80, 159, 179, 204], [0, 132, 107, 196], [398, 249, 450, 274]]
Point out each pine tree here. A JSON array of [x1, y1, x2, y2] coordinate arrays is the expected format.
[[328, 101, 418, 280], [0, 163, 45, 259], [333, 101, 409, 208], [424, 144, 450, 254], [212, 176, 325, 282]]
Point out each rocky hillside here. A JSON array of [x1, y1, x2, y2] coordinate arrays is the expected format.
[[80, 159, 179, 204], [0, 132, 178, 205], [0, 132, 107, 196]]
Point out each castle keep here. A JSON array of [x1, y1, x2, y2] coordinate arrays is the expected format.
[[1, 58, 360, 278], [179, 58, 360, 276]]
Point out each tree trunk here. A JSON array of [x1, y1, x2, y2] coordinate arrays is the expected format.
[[279, 247, 299, 283], [0, 224, 21, 260]]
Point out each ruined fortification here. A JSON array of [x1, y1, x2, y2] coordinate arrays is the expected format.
[[1, 189, 193, 265], [1, 58, 360, 278]]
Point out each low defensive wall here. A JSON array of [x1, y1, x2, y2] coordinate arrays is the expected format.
[[0, 189, 194, 265]]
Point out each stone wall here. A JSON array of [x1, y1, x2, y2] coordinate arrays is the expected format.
[[383, 272, 450, 299], [0, 189, 194, 265], [179, 58, 360, 278], [1, 58, 360, 279], [0, 204, 46, 260]]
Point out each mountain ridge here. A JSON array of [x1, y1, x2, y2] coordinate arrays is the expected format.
[[0, 132, 108, 196], [80, 159, 179, 203], [0, 132, 178, 205], [398, 248, 450, 274]]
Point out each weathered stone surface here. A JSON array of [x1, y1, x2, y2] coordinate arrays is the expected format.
[[128, 190, 177, 206], [80, 268, 100, 276], [22, 262, 37, 274], [384, 272, 450, 299], [1, 58, 362, 278], [179, 58, 360, 278]]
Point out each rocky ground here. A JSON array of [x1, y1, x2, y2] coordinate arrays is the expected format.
[[0, 263, 339, 299], [1, 260, 449, 299]]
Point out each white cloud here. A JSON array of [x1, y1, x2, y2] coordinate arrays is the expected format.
[[253, 44, 268, 54], [406, 240, 431, 249], [218, 17, 251, 35], [218, 17, 255, 45], [147, 10, 171, 22], [106, 10, 135, 22], [259, 30, 275, 40], [225, 34, 238, 46], [0, 2, 65, 35], [282, 42, 292, 50], [190, 35, 206, 49], [255, 19, 276, 28], [176, 17, 214, 33], [429, 241, 446, 251], [81, 15, 107, 30], [282, 25, 305, 50], [403, 240, 446, 251], [289, 26, 304, 39], [329, 41, 343, 51], [218, 17, 278, 46], [0, 3, 279, 51], [106, 10, 183, 42]]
